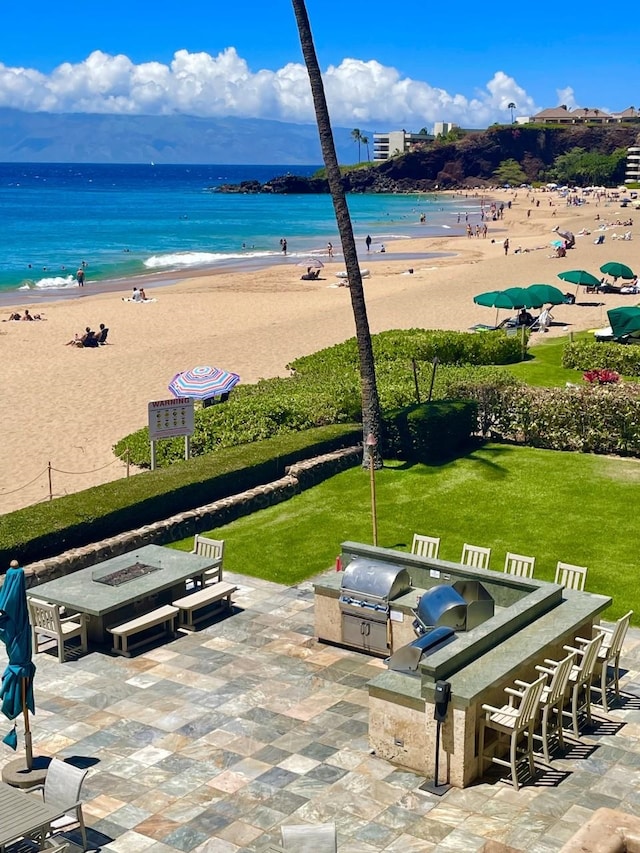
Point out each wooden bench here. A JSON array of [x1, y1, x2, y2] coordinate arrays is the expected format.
[[108, 604, 179, 656], [172, 582, 237, 631]]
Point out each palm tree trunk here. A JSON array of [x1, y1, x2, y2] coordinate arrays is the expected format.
[[291, 0, 382, 464]]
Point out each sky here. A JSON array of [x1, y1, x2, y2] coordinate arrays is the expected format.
[[0, 1, 637, 131]]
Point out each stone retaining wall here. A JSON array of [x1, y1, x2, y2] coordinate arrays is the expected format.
[[23, 445, 361, 586]]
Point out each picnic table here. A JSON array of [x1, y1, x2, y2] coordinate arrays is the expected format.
[[0, 780, 61, 851], [27, 544, 220, 645]]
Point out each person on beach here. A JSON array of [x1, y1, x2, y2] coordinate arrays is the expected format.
[[503, 238, 510, 255], [76, 268, 85, 287], [22, 310, 34, 321], [327, 242, 334, 258], [280, 238, 287, 254], [132, 287, 142, 302], [365, 235, 372, 252], [139, 288, 147, 301]]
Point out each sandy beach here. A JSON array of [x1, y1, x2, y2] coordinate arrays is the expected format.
[[2, 191, 637, 516]]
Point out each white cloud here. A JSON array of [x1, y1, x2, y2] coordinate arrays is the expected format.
[[556, 87, 578, 110], [0, 48, 541, 128]]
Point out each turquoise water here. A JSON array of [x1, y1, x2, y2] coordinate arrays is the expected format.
[[0, 163, 476, 303]]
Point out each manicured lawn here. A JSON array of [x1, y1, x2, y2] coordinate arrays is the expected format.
[[173, 443, 639, 623], [505, 334, 585, 386]]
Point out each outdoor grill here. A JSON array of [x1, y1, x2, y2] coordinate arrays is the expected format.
[[386, 626, 456, 674], [413, 580, 494, 636], [339, 558, 412, 654]]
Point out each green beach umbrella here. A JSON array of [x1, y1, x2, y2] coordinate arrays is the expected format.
[[473, 290, 518, 309], [600, 262, 635, 280], [607, 306, 640, 338], [501, 287, 544, 309], [526, 284, 567, 305], [557, 269, 601, 288]]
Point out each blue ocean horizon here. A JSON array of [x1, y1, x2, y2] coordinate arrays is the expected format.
[[0, 163, 477, 305]]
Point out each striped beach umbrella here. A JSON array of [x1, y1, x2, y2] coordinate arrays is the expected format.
[[168, 366, 240, 400]]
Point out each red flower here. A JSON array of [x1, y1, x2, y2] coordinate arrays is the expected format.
[[583, 369, 620, 385]]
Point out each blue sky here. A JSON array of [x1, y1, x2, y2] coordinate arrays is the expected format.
[[1, 1, 636, 130]]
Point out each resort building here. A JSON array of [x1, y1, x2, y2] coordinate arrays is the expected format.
[[626, 133, 640, 183], [433, 121, 458, 137], [373, 129, 433, 161], [528, 106, 640, 125]]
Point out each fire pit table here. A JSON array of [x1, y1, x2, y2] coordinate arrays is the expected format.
[[27, 544, 220, 645]]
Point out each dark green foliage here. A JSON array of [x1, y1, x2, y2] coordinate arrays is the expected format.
[[119, 329, 524, 469], [445, 381, 640, 456], [563, 341, 640, 375], [382, 400, 478, 462], [0, 424, 360, 568]]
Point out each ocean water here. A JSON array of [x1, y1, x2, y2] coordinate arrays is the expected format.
[[0, 163, 475, 302]]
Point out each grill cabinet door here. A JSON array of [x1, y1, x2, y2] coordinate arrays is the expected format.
[[342, 613, 388, 654]]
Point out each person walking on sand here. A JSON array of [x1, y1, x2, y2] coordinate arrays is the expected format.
[[365, 234, 372, 252], [503, 238, 510, 255], [327, 241, 334, 258]]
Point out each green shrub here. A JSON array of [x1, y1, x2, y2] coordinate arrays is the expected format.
[[563, 341, 640, 375], [382, 400, 478, 461], [454, 383, 640, 455], [440, 371, 524, 435], [0, 424, 361, 568]]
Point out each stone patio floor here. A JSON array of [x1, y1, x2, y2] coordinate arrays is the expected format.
[[3, 569, 640, 853]]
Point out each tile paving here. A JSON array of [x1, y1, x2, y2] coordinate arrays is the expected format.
[[3, 570, 640, 853]]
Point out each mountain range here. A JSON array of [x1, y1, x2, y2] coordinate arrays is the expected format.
[[0, 108, 369, 165]]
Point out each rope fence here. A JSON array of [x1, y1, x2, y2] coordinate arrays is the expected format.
[[0, 448, 131, 503]]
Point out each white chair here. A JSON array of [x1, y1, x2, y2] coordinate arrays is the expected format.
[[532, 650, 576, 762], [555, 561, 588, 592], [478, 675, 546, 790], [28, 598, 88, 663], [281, 822, 337, 853], [31, 758, 89, 852], [411, 534, 440, 559], [190, 534, 225, 587], [461, 543, 491, 570], [504, 552, 536, 579], [546, 633, 604, 737], [582, 611, 633, 713]]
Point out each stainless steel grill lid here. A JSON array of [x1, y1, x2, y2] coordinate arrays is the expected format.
[[387, 626, 456, 673], [340, 558, 411, 602], [415, 585, 467, 632]]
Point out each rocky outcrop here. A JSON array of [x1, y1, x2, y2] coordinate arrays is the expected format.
[[216, 124, 640, 194]]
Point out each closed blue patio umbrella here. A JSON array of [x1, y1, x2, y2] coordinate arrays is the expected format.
[[0, 565, 35, 769]]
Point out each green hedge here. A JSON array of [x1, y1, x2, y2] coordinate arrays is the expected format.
[[563, 341, 640, 375], [0, 424, 361, 568], [288, 328, 524, 374], [118, 330, 524, 469], [446, 380, 640, 455], [382, 400, 478, 462]]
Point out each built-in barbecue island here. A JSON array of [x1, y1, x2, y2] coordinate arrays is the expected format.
[[314, 542, 611, 787]]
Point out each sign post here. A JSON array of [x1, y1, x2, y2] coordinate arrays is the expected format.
[[148, 398, 195, 470]]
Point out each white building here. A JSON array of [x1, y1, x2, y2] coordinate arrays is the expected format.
[[626, 134, 640, 183], [433, 122, 458, 137], [373, 129, 433, 162]]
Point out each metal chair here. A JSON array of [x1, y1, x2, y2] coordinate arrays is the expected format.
[[30, 758, 89, 852], [546, 633, 604, 737], [554, 561, 588, 592], [581, 611, 633, 712], [478, 674, 546, 790], [190, 534, 225, 586], [411, 534, 440, 560], [461, 543, 491, 570], [27, 598, 88, 664], [504, 552, 536, 579], [280, 821, 337, 853], [531, 650, 576, 761]]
